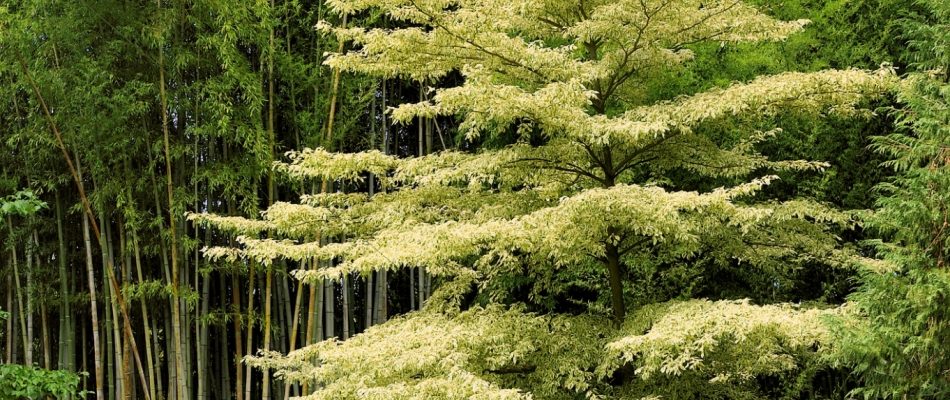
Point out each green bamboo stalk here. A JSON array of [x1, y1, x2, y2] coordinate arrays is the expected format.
[[155, 0, 186, 395], [34, 229, 50, 371], [80, 180, 104, 400], [218, 273, 232, 400], [55, 192, 73, 377], [198, 222, 211, 400], [25, 227, 34, 368], [5, 273, 12, 363], [262, 0, 278, 394], [342, 275, 350, 340], [8, 218, 28, 367], [41, 303, 49, 369], [243, 256, 255, 400], [280, 268, 292, 354], [120, 221, 133, 400], [227, 192, 244, 400], [324, 276, 334, 340], [14, 50, 150, 396], [99, 210, 116, 400], [301, 257, 318, 395], [132, 231, 157, 400], [11, 291, 19, 364], [282, 261, 306, 400], [164, 298, 177, 400]]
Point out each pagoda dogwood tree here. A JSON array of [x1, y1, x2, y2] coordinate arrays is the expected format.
[[196, 0, 896, 397]]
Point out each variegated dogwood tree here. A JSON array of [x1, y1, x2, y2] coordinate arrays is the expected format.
[[194, 0, 896, 397]]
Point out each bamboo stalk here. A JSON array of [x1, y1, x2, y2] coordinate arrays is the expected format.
[[41, 304, 50, 369], [26, 228, 34, 368], [198, 221, 211, 400], [14, 47, 150, 400], [280, 269, 292, 354], [218, 273, 232, 400], [261, 0, 278, 394], [55, 192, 73, 376], [8, 218, 28, 367], [243, 257, 255, 400], [34, 229, 50, 371], [233, 270, 245, 399], [81, 191, 104, 400], [364, 274, 373, 331], [198, 269, 210, 400], [282, 260, 306, 400], [152, 0, 185, 394], [11, 293, 19, 364], [5, 273, 12, 363], [41, 305, 49, 370], [342, 275, 350, 340], [301, 257, 318, 395], [82, 314, 87, 395], [324, 276, 334, 340], [100, 211, 117, 400], [119, 221, 133, 400], [132, 231, 157, 400]]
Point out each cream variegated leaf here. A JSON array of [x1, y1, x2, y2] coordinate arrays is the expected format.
[[199, 0, 897, 396], [246, 303, 608, 399], [606, 299, 836, 381]]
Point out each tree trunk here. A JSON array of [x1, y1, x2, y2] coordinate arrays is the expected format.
[[605, 238, 624, 329]]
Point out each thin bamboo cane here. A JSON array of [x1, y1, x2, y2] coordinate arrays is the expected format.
[[14, 48, 150, 400], [132, 232, 157, 400], [8, 219, 28, 366]]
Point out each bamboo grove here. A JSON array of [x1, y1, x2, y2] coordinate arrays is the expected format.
[[1, 0, 429, 398], [2, 0, 950, 399]]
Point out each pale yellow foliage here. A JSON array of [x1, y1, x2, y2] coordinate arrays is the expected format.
[[247, 303, 609, 399], [606, 299, 835, 381], [196, 0, 897, 395], [247, 290, 837, 398]]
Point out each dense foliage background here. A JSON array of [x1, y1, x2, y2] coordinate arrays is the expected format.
[[1, 0, 949, 399]]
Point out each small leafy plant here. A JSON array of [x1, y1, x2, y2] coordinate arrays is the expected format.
[[0, 364, 84, 400], [0, 189, 47, 216]]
